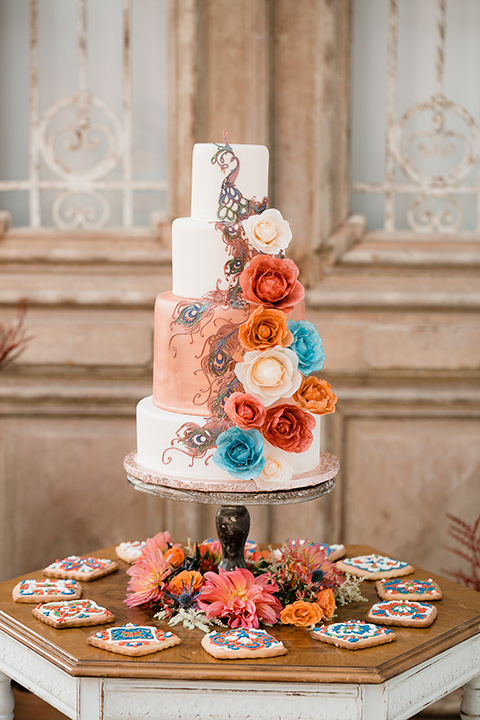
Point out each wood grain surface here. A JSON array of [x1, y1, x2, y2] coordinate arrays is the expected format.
[[1, 543, 479, 685]]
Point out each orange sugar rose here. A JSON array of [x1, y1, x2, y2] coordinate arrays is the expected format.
[[280, 600, 324, 628], [168, 570, 204, 595], [164, 546, 185, 568], [293, 376, 337, 415], [239, 305, 293, 351], [316, 588, 336, 619]]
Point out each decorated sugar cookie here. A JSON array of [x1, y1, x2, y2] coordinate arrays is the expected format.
[[201, 628, 287, 659], [115, 541, 147, 564], [87, 624, 181, 656], [376, 578, 442, 601], [367, 600, 437, 627], [311, 619, 396, 650], [318, 543, 345, 562], [336, 553, 414, 579], [32, 599, 114, 628], [244, 539, 259, 555], [43, 555, 118, 581], [12, 578, 82, 603]]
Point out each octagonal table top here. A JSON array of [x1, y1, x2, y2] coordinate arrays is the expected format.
[[0, 543, 479, 685]]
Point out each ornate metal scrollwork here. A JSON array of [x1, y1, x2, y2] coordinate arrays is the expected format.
[[406, 193, 462, 233], [36, 91, 123, 228], [393, 93, 479, 188]]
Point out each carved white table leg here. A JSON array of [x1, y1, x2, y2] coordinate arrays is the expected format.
[[461, 675, 480, 720], [0, 673, 14, 720]]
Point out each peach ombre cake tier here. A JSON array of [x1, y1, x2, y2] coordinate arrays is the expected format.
[[133, 135, 337, 492]]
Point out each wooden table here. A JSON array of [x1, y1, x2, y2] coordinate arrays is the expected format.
[[0, 543, 479, 720]]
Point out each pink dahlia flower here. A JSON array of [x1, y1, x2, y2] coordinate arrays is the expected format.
[[197, 568, 282, 628], [125, 537, 172, 608], [151, 530, 172, 553]]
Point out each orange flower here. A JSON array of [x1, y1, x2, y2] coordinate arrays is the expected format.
[[248, 549, 272, 563], [316, 588, 336, 619], [280, 600, 324, 627], [239, 305, 293, 351], [164, 546, 185, 568], [293, 377, 337, 415], [168, 570, 204, 595]]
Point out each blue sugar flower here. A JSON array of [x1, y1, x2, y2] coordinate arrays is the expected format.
[[213, 426, 265, 480], [287, 319, 326, 375]]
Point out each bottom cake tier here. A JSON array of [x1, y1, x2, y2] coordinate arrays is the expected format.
[[135, 395, 323, 492]]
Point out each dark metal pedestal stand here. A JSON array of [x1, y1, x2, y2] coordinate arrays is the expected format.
[[124, 451, 339, 571]]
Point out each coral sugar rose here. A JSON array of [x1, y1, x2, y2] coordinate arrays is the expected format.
[[239, 255, 305, 313], [224, 392, 266, 429], [263, 403, 315, 453], [239, 305, 293, 351], [293, 377, 337, 415]]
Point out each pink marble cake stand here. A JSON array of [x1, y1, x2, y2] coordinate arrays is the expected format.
[[124, 450, 339, 571]]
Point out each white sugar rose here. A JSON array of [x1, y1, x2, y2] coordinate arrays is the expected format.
[[254, 444, 293, 490], [234, 347, 302, 407], [242, 208, 292, 255]]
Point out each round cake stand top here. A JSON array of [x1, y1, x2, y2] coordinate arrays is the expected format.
[[125, 451, 338, 507]]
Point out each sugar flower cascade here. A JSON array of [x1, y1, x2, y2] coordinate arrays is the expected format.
[[211, 140, 337, 485], [204, 139, 337, 486], [159, 139, 337, 488]]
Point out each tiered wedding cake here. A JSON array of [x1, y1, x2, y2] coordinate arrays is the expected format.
[[134, 138, 337, 492]]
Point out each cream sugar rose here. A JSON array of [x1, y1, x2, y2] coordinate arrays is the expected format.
[[135, 141, 337, 492]]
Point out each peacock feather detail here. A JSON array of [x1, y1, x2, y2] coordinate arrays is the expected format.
[[162, 418, 227, 466], [174, 301, 210, 328], [208, 373, 243, 419]]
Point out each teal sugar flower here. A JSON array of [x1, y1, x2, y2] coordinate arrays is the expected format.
[[287, 319, 326, 375], [212, 426, 265, 480]]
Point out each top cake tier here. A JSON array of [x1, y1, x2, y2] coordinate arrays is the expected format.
[[190, 143, 269, 220]]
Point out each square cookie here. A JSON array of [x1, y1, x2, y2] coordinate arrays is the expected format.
[[311, 620, 396, 650], [201, 628, 288, 659], [367, 600, 438, 627], [376, 578, 442, 601], [32, 599, 115, 628], [12, 578, 82, 603], [336, 553, 414, 579], [87, 624, 181, 656], [43, 555, 118, 581]]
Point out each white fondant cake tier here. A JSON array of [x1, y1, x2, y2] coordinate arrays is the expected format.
[[172, 218, 230, 298], [136, 396, 321, 488], [191, 144, 269, 220]]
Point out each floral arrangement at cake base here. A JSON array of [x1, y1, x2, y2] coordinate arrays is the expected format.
[[124, 532, 366, 631]]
